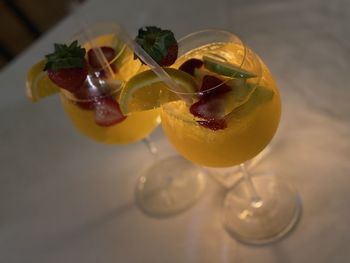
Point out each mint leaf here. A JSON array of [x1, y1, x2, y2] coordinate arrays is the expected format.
[[135, 26, 177, 65], [44, 41, 86, 71]]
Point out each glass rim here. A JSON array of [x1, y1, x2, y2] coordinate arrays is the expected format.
[[177, 28, 243, 44], [69, 22, 128, 73]]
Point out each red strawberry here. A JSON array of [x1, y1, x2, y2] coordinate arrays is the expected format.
[[179, 58, 203, 76], [135, 26, 178, 67], [199, 75, 231, 100], [189, 97, 225, 120], [73, 82, 105, 110], [160, 44, 178, 66], [189, 75, 231, 130], [197, 119, 227, 130], [87, 46, 116, 69], [95, 97, 127, 126], [44, 40, 87, 93], [48, 66, 87, 93]]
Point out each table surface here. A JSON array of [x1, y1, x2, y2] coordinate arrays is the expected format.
[[1, 0, 350, 262]]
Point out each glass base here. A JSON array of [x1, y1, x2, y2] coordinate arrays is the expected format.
[[222, 174, 301, 245], [135, 155, 206, 217]]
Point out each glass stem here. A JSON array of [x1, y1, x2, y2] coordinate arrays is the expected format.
[[143, 136, 159, 160], [240, 163, 262, 207], [142, 137, 175, 205]]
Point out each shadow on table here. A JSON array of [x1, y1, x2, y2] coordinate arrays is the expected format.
[[39, 200, 135, 254], [270, 243, 294, 263]]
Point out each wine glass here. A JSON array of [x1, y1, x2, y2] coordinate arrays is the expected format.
[[158, 29, 301, 244], [60, 22, 160, 144]]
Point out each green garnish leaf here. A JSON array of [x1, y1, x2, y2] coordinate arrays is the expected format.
[[44, 40, 86, 71], [135, 26, 177, 65]]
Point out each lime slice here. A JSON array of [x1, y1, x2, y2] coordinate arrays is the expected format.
[[193, 68, 257, 115], [26, 60, 60, 102], [203, 55, 256, 78], [119, 68, 197, 115], [226, 85, 274, 119], [223, 79, 257, 114]]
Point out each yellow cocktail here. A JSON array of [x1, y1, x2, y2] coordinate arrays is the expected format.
[[161, 37, 281, 167], [59, 34, 159, 143], [153, 30, 298, 243], [27, 23, 160, 144], [161, 42, 280, 167], [60, 25, 160, 144]]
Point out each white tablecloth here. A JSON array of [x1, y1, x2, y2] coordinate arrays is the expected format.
[[1, 0, 350, 262]]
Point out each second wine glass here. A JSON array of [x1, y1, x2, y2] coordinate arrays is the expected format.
[[61, 22, 160, 144], [159, 29, 301, 244]]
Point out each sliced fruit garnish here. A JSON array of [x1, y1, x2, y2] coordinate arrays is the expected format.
[[188, 74, 232, 124], [194, 85, 274, 130], [226, 85, 274, 119], [179, 58, 203, 76], [26, 60, 60, 102], [220, 79, 257, 115], [203, 55, 256, 78], [197, 119, 227, 130], [87, 46, 116, 69], [193, 66, 259, 114], [87, 40, 128, 78], [189, 96, 225, 120], [81, 77, 123, 109], [199, 75, 231, 100], [44, 41, 87, 93], [47, 65, 88, 93], [83, 34, 127, 68], [119, 68, 197, 115], [95, 97, 127, 126], [73, 82, 103, 110]]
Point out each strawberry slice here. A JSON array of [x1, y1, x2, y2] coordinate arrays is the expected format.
[[87, 46, 116, 69], [199, 75, 231, 100], [189, 75, 231, 130], [190, 96, 225, 120], [197, 119, 227, 130], [190, 75, 231, 120], [48, 66, 87, 93], [95, 97, 127, 126], [44, 41, 87, 93], [73, 81, 106, 110], [179, 58, 203, 76]]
